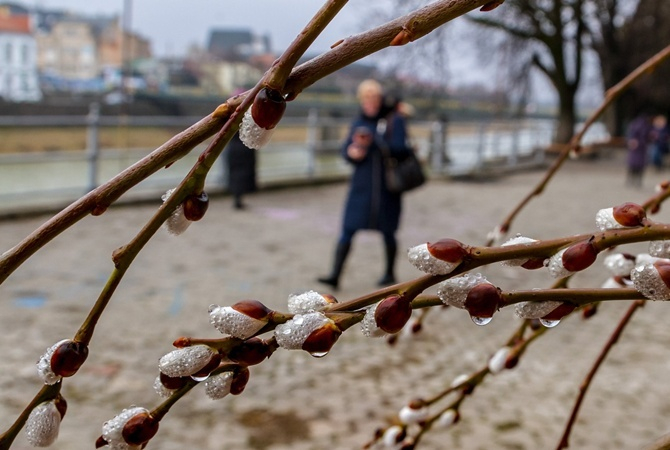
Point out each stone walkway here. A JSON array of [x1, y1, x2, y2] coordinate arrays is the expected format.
[[2, 151, 670, 449]]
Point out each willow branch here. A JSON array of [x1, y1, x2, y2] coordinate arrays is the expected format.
[[0, 0, 494, 288], [265, 0, 349, 91], [0, 382, 62, 450], [486, 43, 670, 246], [556, 300, 645, 450], [283, 0, 494, 98], [0, 104, 235, 286]]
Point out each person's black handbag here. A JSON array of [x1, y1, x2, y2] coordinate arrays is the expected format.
[[383, 150, 426, 193]]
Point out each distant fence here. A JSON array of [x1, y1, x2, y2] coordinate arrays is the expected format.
[[0, 104, 597, 216]]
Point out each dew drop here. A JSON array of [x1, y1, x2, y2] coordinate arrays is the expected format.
[[471, 315, 493, 326], [309, 351, 329, 358], [539, 318, 561, 328], [190, 374, 210, 382]]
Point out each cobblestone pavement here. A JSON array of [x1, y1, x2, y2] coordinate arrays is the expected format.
[[2, 152, 670, 449]]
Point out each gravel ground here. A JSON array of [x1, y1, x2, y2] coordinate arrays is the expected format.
[[2, 150, 670, 450]]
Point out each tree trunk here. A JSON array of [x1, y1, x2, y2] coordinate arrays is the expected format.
[[554, 88, 577, 144]]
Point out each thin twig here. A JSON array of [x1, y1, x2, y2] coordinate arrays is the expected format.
[[556, 300, 645, 450], [486, 43, 670, 247]]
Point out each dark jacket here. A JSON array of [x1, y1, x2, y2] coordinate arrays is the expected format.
[[626, 116, 652, 171], [341, 111, 412, 234], [225, 133, 257, 195]]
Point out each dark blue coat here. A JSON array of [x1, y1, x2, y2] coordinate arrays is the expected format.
[[341, 111, 412, 235]]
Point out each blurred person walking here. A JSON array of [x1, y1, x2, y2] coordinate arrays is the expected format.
[[650, 114, 669, 171], [625, 113, 652, 187], [318, 80, 414, 290], [225, 132, 257, 209]]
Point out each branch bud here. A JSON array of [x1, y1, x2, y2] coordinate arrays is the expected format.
[[182, 191, 209, 221], [274, 312, 342, 357], [464, 283, 501, 325], [612, 202, 646, 227], [436, 409, 460, 428], [631, 260, 670, 300], [209, 300, 272, 339], [408, 239, 467, 275], [374, 294, 413, 334], [227, 337, 273, 366], [161, 189, 191, 235], [230, 366, 251, 395], [287, 290, 337, 314], [500, 235, 538, 267], [561, 240, 598, 273], [37, 339, 88, 385], [25, 398, 65, 447], [100, 407, 157, 449], [240, 88, 286, 149], [436, 273, 488, 309], [158, 344, 219, 378], [398, 399, 429, 425], [488, 346, 512, 374]]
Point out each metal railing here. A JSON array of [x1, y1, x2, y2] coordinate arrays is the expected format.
[[0, 104, 564, 215]]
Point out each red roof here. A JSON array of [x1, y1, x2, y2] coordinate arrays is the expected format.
[[0, 15, 29, 34]]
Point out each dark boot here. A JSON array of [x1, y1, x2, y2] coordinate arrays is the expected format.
[[378, 240, 397, 286], [317, 242, 351, 290]]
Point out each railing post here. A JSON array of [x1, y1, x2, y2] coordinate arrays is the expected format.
[[306, 108, 318, 178], [430, 120, 444, 174], [509, 120, 519, 166], [86, 102, 100, 192]]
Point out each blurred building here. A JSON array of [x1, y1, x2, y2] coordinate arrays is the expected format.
[[0, 3, 41, 101]]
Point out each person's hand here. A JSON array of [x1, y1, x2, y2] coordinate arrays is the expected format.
[[352, 130, 373, 147], [347, 144, 367, 161]]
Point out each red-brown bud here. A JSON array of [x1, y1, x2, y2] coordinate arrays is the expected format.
[[301, 321, 342, 355], [427, 239, 468, 263], [505, 354, 519, 370], [613, 202, 646, 227], [159, 371, 189, 390], [390, 28, 412, 46], [50, 341, 88, 377], [374, 295, 412, 334], [654, 260, 670, 289], [521, 258, 545, 270], [121, 412, 159, 447], [562, 240, 598, 272], [230, 366, 250, 395], [191, 353, 222, 379], [95, 436, 107, 448], [232, 299, 272, 320], [172, 337, 191, 348], [582, 303, 598, 319], [182, 192, 209, 221], [480, 0, 504, 11], [228, 337, 273, 366], [464, 283, 501, 323], [411, 320, 422, 334], [251, 87, 286, 130], [541, 302, 575, 322], [54, 395, 67, 419], [386, 334, 399, 346]]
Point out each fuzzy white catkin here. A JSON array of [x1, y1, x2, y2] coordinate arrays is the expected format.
[[488, 347, 511, 374], [158, 345, 217, 378], [398, 404, 429, 425], [436, 274, 488, 309], [102, 406, 147, 450], [161, 189, 191, 235], [546, 248, 574, 279], [36, 339, 69, 385], [208, 305, 267, 339], [25, 400, 61, 447], [603, 253, 636, 277], [649, 240, 670, 258], [514, 301, 564, 319], [631, 263, 670, 301], [407, 243, 460, 275], [361, 303, 387, 338], [274, 312, 333, 350], [595, 207, 625, 231], [500, 235, 538, 266], [239, 109, 275, 149], [287, 290, 332, 314]]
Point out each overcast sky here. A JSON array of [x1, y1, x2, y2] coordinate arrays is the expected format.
[[32, 0, 365, 57]]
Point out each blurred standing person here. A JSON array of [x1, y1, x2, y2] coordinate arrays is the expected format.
[[650, 114, 669, 171], [318, 80, 413, 290], [225, 132, 257, 209], [625, 113, 652, 187]]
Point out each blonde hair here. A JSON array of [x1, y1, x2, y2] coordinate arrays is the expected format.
[[357, 79, 382, 100]]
